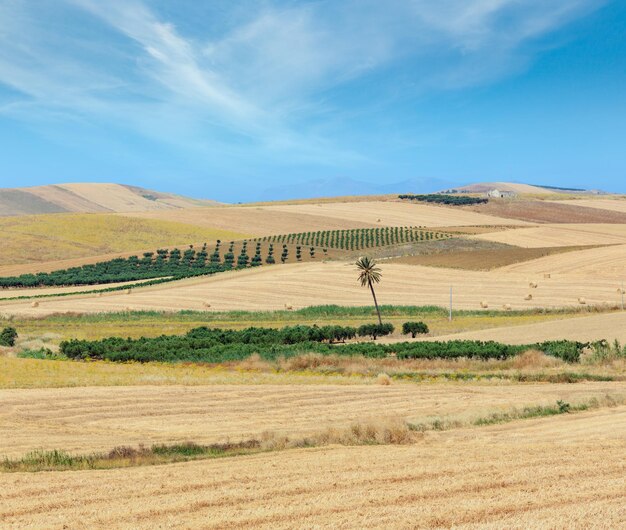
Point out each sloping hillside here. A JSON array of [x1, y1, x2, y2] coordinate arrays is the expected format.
[[445, 181, 584, 195], [0, 183, 218, 216]]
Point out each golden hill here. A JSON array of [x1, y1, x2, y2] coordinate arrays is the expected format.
[[0, 213, 248, 266], [0, 183, 219, 216]]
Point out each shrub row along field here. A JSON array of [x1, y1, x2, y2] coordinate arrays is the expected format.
[[0, 239, 313, 288], [0, 245, 233, 288], [59, 325, 586, 363], [257, 226, 451, 251], [398, 194, 488, 206], [0, 235, 348, 289]]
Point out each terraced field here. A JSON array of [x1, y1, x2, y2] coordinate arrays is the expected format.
[[3, 407, 626, 528]]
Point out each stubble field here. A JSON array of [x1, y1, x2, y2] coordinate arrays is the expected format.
[[2, 406, 626, 529]]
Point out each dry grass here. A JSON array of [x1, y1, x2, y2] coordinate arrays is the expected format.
[[0, 213, 247, 266], [2, 406, 626, 528], [0, 357, 366, 390], [1, 378, 623, 458]]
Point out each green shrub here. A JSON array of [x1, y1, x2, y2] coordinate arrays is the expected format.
[[0, 327, 17, 347], [357, 323, 394, 340], [401, 321, 429, 338]]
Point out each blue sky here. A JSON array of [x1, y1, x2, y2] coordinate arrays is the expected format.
[[0, 0, 624, 201]]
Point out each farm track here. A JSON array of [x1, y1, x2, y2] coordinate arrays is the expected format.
[[1, 382, 624, 458], [2, 406, 625, 528]]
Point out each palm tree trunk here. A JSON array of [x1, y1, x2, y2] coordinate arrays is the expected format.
[[368, 279, 382, 325]]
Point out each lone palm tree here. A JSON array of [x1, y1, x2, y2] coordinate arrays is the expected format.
[[356, 257, 383, 325]]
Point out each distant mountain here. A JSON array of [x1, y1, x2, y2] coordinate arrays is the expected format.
[[0, 183, 220, 217], [259, 176, 461, 201]]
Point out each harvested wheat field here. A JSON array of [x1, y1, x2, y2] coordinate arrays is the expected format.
[[262, 201, 530, 227], [471, 223, 626, 248], [2, 406, 626, 529], [498, 243, 626, 276], [466, 199, 626, 224], [428, 310, 626, 345], [3, 261, 625, 316], [3, 382, 623, 458], [547, 198, 626, 214], [123, 205, 374, 236]]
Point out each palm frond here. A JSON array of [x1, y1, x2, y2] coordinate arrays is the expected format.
[[355, 257, 382, 286]]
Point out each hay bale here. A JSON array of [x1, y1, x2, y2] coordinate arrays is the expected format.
[[503, 304, 512, 311], [618, 288, 625, 295], [202, 302, 211, 308], [285, 305, 294, 311], [529, 282, 538, 289], [480, 301, 489, 309], [543, 273, 551, 279], [524, 294, 533, 301], [31, 301, 39, 308], [578, 297, 587, 305], [126, 289, 132, 295]]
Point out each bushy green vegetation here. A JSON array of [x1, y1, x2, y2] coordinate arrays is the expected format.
[[59, 325, 587, 364], [357, 323, 394, 340], [260, 226, 449, 251], [0, 245, 229, 288], [402, 321, 429, 338], [398, 194, 488, 205], [0, 326, 17, 346]]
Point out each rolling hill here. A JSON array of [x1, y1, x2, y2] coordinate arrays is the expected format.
[[443, 181, 591, 195], [0, 183, 219, 216]]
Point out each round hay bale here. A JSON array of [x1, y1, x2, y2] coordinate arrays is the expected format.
[[529, 282, 538, 289], [202, 302, 211, 308], [578, 297, 587, 305], [126, 289, 132, 295], [285, 304, 294, 311], [503, 304, 512, 311], [543, 273, 551, 279], [524, 294, 533, 301], [31, 301, 39, 308], [480, 301, 489, 309]]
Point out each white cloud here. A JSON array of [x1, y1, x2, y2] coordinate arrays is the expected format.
[[0, 0, 607, 165]]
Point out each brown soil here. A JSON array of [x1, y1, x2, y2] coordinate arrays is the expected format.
[[387, 244, 604, 271]]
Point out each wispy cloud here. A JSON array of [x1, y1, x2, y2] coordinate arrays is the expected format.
[[0, 0, 607, 170]]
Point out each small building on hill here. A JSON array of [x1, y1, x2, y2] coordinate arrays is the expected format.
[[487, 189, 517, 199]]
